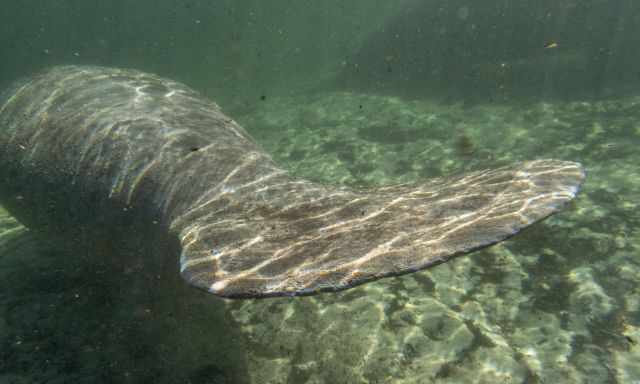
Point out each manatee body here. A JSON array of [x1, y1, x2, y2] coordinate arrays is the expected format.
[[0, 66, 585, 298]]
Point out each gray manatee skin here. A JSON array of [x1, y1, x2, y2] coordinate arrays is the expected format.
[[0, 66, 585, 298]]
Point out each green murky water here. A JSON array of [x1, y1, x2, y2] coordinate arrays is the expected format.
[[1, 1, 639, 383]]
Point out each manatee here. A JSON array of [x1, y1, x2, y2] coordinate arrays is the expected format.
[[0, 66, 585, 298]]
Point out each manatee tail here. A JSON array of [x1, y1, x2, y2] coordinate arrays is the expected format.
[[176, 159, 584, 298]]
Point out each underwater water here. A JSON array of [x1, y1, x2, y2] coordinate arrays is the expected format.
[[1, 1, 640, 383]]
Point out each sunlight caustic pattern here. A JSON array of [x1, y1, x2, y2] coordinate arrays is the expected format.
[[0, 66, 584, 298]]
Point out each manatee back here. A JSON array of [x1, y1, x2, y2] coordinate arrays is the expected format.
[[0, 66, 267, 234]]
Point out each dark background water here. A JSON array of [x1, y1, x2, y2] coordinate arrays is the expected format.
[[0, 0, 394, 109], [2, 0, 639, 106]]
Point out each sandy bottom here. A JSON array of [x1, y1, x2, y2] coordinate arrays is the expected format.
[[1, 90, 639, 383]]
